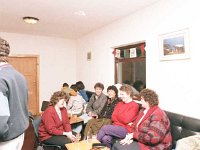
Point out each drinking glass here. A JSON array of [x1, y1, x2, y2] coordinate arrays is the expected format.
[[76, 133, 81, 142], [92, 134, 97, 141], [86, 133, 92, 143]]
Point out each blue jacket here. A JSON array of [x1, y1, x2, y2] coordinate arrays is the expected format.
[[78, 89, 89, 102]]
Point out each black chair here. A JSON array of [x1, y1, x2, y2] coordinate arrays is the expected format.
[[41, 101, 50, 111], [86, 90, 94, 100], [30, 116, 62, 150]]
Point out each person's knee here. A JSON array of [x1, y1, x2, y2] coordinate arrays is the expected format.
[[100, 125, 110, 132], [101, 124, 111, 131], [97, 125, 110, 141], [102, 136, 112, 144]]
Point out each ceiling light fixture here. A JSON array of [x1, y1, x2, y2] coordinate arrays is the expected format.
[[23, 16, 39, 24]]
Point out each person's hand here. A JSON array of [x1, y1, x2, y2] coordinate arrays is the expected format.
[[67, 134, 76, 142], [119, 133, 133, 145], [63, 132, 76, 142], [88, 111, 92, 116], [75, 133, 81, 142], [126, 139, 133, 145]]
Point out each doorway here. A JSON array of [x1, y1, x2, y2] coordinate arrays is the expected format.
[[8, 55, 39, 115]]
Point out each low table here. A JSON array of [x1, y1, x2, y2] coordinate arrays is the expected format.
[[70, 115, 84, 124], [65, 139, 109, 150]]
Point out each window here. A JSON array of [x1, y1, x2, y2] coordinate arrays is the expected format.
[[114, 42, 146, 86]]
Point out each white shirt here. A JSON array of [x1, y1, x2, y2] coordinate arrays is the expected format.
[[136, 108, 149, 130]]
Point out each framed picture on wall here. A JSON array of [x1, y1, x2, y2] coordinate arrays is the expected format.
[[159, 28, 190, 61]]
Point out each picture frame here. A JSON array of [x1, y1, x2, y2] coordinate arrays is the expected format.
[[159, 28, 190, 61]]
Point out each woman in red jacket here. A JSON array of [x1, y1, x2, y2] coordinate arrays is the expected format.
[[39, 91, 76, 150], [112, 88, 172, 150], [97, 84, 139, 148]]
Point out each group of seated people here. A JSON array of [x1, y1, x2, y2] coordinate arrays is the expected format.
[[38, 80, 173, 150]]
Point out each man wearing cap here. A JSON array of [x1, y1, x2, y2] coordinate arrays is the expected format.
[[0, 37, 29, 150]]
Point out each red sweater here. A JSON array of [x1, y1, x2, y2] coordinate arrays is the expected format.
[[131, 106, 172, 150], [111, 100, 139, 132], [39, 106, 71, 141]]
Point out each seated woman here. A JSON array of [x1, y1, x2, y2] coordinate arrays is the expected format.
[[83, 85, 120, 139], [112, 88, 172, 150], [97, 84, 139, 148], [67, 84, 85, 134], [79, 82, 107, 123], [38, 91, 76, 150], [67, 84, 85, 116]]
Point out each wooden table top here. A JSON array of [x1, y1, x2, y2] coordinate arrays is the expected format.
[[69, 115, 84, 124], [65, 139, 106, 150]]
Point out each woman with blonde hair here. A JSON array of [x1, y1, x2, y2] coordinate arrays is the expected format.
[[97, 84, 139, 148], [112, 88, 172, 150]]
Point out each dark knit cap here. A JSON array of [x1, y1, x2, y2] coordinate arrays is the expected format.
[[0, 37, 10, 56]]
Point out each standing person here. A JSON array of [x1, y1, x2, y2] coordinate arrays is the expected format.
[[39, 91, 76, 150], [0, 37, 29, 150], [76, 81, 89, 102], [112, 88, 172, 150], [97, 84, 139, 148]]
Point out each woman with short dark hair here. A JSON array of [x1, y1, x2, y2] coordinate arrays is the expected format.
[[94, 82, 104, 90], [112, 88, 172, 150], [86, 82, 107, 117], [80, 82, 107, 124]]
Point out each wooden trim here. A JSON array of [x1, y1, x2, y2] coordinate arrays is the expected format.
[[116, 42, 145, 50], [36, 56, 40, 115], [115, 57, 145, 63], [9, 54, 39, 57]]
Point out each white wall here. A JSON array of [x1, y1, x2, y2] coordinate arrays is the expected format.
[[1, 0, 199, 118], [77, 0, 200, 119], [0, 32, 77, 109]]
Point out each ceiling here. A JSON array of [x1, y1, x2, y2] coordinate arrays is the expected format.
[[0, 0, 159, 39]]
